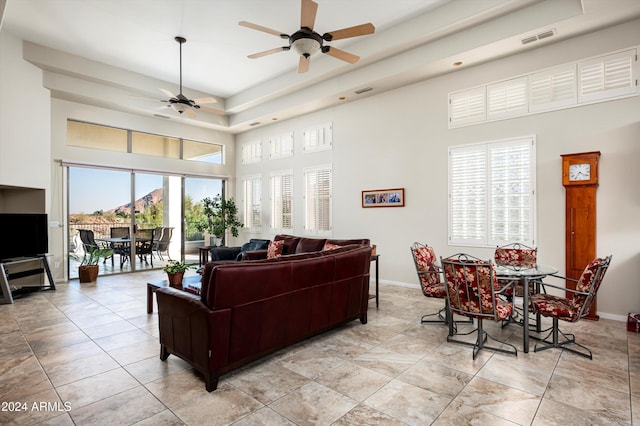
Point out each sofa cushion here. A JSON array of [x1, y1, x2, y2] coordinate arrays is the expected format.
[[295, 237, 327, 253], [267, 240, 284, 259], [274, 235, 300, 255]]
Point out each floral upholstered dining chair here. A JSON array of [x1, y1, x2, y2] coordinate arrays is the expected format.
[[410, 242, 447, 324], [530, 255, 612, 359], [440, 253, 517, 360]]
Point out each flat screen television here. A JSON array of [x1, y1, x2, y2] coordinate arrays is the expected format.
[[0, 213, 49, 261]]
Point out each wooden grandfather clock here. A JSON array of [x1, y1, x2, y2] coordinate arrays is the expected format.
[[561, 151, 600, 320]]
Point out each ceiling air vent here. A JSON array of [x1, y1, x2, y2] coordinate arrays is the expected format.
[[249, 122, 261, 127], [355, 87, 373, 95], [521, 29, 556, 45], [153, 113, 171, 119]]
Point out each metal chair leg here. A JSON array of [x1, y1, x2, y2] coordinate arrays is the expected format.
[[533, 318, 592, 359], [447, 318, 518, 360]]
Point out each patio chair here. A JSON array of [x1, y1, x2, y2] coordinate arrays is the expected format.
[[530, 255, 612, 359], [440, 253, 517, 359], [152, 227, 173, 261], [135, 228, 154, 267], [110, 226, 130, 268]]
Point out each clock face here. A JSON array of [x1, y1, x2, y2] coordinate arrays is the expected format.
[[569, 163, 591, 181]]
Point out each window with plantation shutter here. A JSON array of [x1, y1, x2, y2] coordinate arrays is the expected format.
[[579, 50, 636, 103], [303, 123, 332, 153], [304, 165, 332, 235], [271, 170, 293, 231], [241, 141, 262, 164], [449, 48, 637, 127], [269, 132, 294, 159], [449, 136, 535, 247], [243, 175, 262, 231], [529, 64, 577, 112], [449, 87, 486, 127], [487, 77, 528, 119]]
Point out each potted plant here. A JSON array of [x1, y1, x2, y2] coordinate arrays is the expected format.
[[70, 247, 114, 283], [195, 194, 243, 247], [163, 260, 197, 289]]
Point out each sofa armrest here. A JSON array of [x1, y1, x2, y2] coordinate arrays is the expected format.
[[241, 249, 268, 260], [210, 246, 242, 261], [156, 287, 231, 378]]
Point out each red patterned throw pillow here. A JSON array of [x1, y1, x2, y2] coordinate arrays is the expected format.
[[267, 240, 284, 259], [323, 242, 341, 251]]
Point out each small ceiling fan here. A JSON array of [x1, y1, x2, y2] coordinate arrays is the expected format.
[[240, 0, 375, 73], [159, 36, 218, 118]]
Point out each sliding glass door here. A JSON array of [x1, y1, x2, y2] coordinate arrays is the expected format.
[[68, 165, 222, 278]]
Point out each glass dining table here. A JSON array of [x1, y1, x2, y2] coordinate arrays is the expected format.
[[495, 264, 559, 353]]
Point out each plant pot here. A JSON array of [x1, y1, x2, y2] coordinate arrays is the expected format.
[[167, 272, 184, 290], [78, 265, 99, 283]]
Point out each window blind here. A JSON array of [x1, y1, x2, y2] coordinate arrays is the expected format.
[[304, 166, 332, 233], [271, 171, 293, 230], [303, 123, 333, 153]]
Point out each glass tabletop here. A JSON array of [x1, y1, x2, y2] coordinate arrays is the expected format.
[[494, 264, 558, 277]]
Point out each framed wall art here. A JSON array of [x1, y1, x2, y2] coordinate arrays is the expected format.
[[362, 188, 405, 208]]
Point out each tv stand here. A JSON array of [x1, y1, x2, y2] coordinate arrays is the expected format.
[[0, 255, 56, 304]]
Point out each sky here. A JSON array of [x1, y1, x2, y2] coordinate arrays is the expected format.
[[68, 167, 221, 214]]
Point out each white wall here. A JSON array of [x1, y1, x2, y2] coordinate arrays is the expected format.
[[236, 19, 640, 320], [0, 31, 50, 193]]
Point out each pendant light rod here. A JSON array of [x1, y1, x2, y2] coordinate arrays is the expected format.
[[175, 36, 186, 94]]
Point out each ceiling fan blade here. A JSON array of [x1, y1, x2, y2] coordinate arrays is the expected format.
[[322, 46, 360, 64], [323, 23, 375, 41], [300, 0, 318, 30], [185, 108, 198, 119], [239, 21, 288, 38], [298, 56, 310, 73], [192, 97, 217, 105], [201, 105, 226, 116], [159, 88, 176, 99], [248, 46, 290, 59]]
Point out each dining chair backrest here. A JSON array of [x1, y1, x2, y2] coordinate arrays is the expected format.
[[441, 254, 503, 321], [494, 243, 537, 268], [78, 229, 98, 253], [410, 242, 440, 289], [110, 227, 130, 239], [574, 255, 612, 318]]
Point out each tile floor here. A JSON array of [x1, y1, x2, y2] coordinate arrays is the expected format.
[[0, 271, 638, 425]]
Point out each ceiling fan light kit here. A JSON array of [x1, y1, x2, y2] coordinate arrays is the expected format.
[[240, 0, 375, 73], [157, 35, 218, 118]]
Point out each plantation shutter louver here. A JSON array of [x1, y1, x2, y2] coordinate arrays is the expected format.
[[489, 140, 533, 244], [529, 64, 577, 112], [271, 172, 293, 230], [304, 166, 332, 233], [449, 87, 486, 127], [579, 50, 636, 102], [449, 146, 487, 244], [487, 77, 528, 119], [243, 176, 262, 230], [449, 137, 535, 246]]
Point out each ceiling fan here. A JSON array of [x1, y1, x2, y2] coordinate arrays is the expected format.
[[240, 0, 375, 73], [159, 36, 218, 118]]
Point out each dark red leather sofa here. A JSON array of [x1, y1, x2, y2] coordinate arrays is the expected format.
[[155, 241, 372, 391]]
